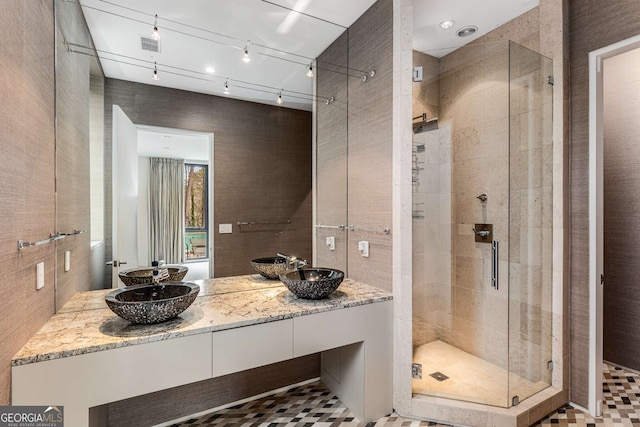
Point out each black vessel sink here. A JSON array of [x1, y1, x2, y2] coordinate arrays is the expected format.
[[250, 256, 288, 279], [118, 265, 188, 286], [279, 268, 344, 299], [105, 282, 199, 324]]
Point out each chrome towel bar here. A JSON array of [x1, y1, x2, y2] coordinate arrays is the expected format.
[[18, 229, 85, 250]]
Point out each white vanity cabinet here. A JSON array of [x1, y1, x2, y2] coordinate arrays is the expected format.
[[12, 277, 392, 427]]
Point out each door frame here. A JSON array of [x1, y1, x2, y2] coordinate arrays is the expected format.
[[588, 33, 640, 417], [112, 118, 215, 281]]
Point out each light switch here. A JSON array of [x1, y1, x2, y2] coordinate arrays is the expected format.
[[64, 250, 71, 272], [219, 223, 233, 234], [326, 236, 335, 251], [36, 262, 45, 290], [358, 241, 369, 257]]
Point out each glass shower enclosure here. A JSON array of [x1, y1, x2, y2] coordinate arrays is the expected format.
[[411, 40, 553, 408]]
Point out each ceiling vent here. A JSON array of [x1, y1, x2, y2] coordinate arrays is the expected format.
[[140, 36, 161, 53]]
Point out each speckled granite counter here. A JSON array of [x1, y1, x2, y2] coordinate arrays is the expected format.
[[12, 275, 392, 366]]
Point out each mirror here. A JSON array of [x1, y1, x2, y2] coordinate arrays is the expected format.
[[53, 0, 363, 310]]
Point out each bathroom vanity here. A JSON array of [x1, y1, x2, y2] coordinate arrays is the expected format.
[[11, 275, 393, 427]]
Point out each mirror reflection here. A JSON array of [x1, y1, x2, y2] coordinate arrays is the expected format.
[[55, 0, 378, 310]]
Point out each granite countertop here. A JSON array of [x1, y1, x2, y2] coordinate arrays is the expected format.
[[13, 275, 392, 367]]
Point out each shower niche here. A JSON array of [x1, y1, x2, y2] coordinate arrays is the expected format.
[[411, 40, 553, 410]]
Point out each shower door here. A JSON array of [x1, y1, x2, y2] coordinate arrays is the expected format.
[[411, 40, 553, 408], [412, 40, 513, 408], [507, 41, 554, 406]]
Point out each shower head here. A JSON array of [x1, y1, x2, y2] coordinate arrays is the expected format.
[[412, 113, 439, 134]]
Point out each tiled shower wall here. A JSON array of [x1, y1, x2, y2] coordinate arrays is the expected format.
[[412, 51, 446, 347], [440, 42, 511, 368], [412, 6, 555, 385]]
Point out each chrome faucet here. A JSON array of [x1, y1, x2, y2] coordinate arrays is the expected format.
[[277, 253, 307, 270]]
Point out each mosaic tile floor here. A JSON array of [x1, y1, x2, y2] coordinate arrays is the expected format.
[[170, 363, 640, 427], [535, 363, 640, 426]]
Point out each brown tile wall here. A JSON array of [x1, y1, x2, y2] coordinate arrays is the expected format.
[[346, 0, 394, 291], [315, 0, 394, 291], [316, 32, 349, 273], [103, 79, 312, 281], [0, 0, 56, 405], [569, 0, 640, 407], [54, 0, 94, 309], [602, 48, 640, 372]]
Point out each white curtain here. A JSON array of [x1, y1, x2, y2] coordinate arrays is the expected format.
[[149, 157, 185, 264]]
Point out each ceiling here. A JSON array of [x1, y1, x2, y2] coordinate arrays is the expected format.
[[137, 128, 210, 161], [78, 0, 540, 111], [413, 0, 540, 57], [78, 0, 377, 111]]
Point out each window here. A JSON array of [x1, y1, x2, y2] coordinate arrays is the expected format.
[[184, 164, 208, 260]]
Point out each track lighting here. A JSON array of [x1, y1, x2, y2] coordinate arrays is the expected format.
[[306, 63, 314, 78], [242, 42, 251, 63], [151, 14, 160, 40], [152, 62, 159, 80], [276, 91, 283, 105], [224, 79, 230, 94]]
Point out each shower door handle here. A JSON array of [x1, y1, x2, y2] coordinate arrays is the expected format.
[[492, 240, 499, 290]]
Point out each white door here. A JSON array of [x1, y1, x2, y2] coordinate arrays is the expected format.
[[111, 105, 139, 287]]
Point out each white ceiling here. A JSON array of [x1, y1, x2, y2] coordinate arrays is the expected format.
[[78, 0, 540, 112], [137, 128, 210, 161], [79, 0, 377, 111], [413, 0, 540, 57]]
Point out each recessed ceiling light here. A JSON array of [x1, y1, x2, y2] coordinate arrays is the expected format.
[[205, 66, 215, 73], [457, 25, 478, 37], [439, 20, 455, 30]]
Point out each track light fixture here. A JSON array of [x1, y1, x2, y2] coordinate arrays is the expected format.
[[150, 14, 160, 40], [67, 42, 338, 106], [306, 63, 314, 78], [152, 62, 159, 80], [242, 41, 251, 63]]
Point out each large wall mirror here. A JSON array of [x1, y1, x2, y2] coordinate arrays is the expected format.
[[53, 0, 371, 310]]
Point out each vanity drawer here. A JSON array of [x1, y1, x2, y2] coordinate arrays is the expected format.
[[212, 319, 293, 377]]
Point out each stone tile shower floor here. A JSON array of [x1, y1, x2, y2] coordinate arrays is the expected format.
[[167, 363, 640, 427], [412, 340, 549, 407]]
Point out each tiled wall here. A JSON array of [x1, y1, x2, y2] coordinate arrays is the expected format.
[[54, 0, 94, 308], [602, 48, 640, 372], [347, 0, 394, 291], [315, 0, 394, 292], [316, 32, 349, 273], [569, 0, 640, 407], [440, 41, 512, 368], [103, 79, 312, 281], [411, 2, 563, 390], [0, 0, 56, 405]]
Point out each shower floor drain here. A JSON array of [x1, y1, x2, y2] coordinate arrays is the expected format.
[[429, 371, 449, 382]]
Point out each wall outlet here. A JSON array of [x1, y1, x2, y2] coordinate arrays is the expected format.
[[36, 262, 45, 290], [219, 223, 233, 234], [326, 236, 335, 251], [64, 250, 71, 272], [358, 241, 369, 257]]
